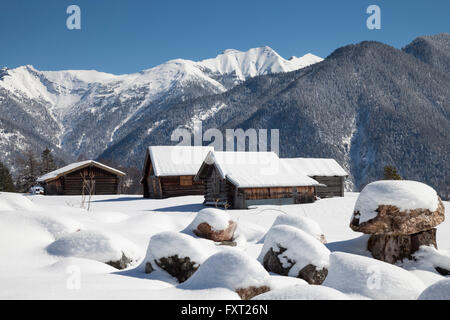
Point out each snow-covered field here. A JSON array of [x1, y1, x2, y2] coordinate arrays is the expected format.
[[0, 192, 448, 300]]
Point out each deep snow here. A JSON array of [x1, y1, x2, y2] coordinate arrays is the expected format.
[[0, 192, 448, 299]]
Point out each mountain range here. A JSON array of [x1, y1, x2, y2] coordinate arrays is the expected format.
[[0, 34, 449, 199]]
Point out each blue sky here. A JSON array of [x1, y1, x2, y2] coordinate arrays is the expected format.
[[1, 0, 449, 74]]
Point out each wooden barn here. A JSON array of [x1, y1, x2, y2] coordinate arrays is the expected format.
[[37, 160, 126, 195], [141, 146, 213, 198], [280, 158, 348, 198], [195, 151, 321, 209]]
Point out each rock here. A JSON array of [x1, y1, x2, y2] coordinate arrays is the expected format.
[[179, 250, 272, 300], [235, 286, 271, 300], [351, 199, 445, 235], [194, 220, 237, 242], [155, 255, 199, 283], [435, 267, 450, 276], [142, 231, 211, 282], [145, 262, 154, 274], [262, 246, 328, 285], [298, 264, 328, 285], [350, 181, 445, 236], [367, 229, 437, 264], [105, 252, 133, 270]]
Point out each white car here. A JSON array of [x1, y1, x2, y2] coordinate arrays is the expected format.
[[30, 186, 45, 195]]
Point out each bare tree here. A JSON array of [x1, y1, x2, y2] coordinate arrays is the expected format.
[[80, 170, 95, 211]]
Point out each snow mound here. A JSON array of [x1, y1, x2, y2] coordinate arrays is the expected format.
[[270, 214, 323, 241], [180, 249, 271, 291], [46, 230, 141, 264], [268, 275, 308, 290], [323, 252, 426, 299], [258, 225, 330, 276], [145, 231, 212, 264], [46, 257, 118, 274], [91, 211, 129, 224], [412, 245, 450, 272], [0, 192, 42, 212], [353, 180, 439, 223], [185, 208, 232, 232], [253, 284, 349, 300], [418, 278, 450, 300], [32, 214, 83, 239]]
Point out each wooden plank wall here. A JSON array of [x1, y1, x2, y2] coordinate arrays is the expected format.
[[43, 166, 120, 195], [160, 175, 205, 198], [313, 176, 344, 198]]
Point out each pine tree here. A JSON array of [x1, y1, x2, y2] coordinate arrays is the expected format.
[[0, 161, 15, 192], [383, 165, 402, 180], [40, 147, 57, 175], [15, 150, 39, 192]]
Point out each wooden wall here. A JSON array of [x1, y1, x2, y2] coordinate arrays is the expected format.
[[202, 166, 316, 209], [313, 176, 345, 198], [44, 166, 120, 195]]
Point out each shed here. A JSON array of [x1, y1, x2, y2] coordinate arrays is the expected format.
[[280, 158, 348, 198], [195, 151, 321, 209], [37, 160, 126, 195], [141, 146, 214, 198]]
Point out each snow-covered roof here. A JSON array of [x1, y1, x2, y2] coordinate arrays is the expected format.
[[148, 146, 214, 177], [37, 160, 125, 182], [200, 151, 320, 188], [280, 158, 348, 177]]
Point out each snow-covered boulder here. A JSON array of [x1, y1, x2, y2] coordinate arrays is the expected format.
[[46, 230, 140, 269], [181, 249, 271, 300], [323, 252, 426, 300], [258, 225, 330, 284], [185, 208, 237, 243], [418, 278, 450, 300], [270, 213, 326, 243], [253, 284, 349, 300], [350, 180, 445, 264], [143, 231, 213, 282], [350, 180, 444, 235]]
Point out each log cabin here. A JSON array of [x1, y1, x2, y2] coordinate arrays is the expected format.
[[195, 151, 322, 209], [141, 146, 214, 198], [280, 158, 348, 198], [37, 160, 126, 195]]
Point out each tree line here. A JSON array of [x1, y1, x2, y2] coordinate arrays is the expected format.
[[0, 148, 143, 194]]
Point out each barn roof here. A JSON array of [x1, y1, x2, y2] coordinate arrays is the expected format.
[[280, 158, 348, 177], [148, 146, 214, 177], [37, 160, 126, 182], [197, 151, 320, 188]]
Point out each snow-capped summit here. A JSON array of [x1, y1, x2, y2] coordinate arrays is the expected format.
[[0, 46, 322, 168]]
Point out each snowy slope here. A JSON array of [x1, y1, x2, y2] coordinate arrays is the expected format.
[[0, 192, 448, 299]]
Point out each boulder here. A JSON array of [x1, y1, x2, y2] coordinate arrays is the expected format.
[[258, 225, 330, 285], [235, 286, 271, 300], [367, 229, 437, 264], [186, 208, 237, 242], [351, 200, 445, 236], [179, 250, 272, 300], [194, 220, 237, 242], [106, 252, 134, 270], [349, 181, 445, 265], [142, 231, 212, 282], [350, 180, 444, 236], [155, 255, 199, 283], [262, 246, 328, 285]]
